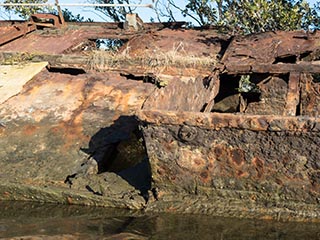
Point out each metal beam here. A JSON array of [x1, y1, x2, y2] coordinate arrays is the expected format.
[[0, 23, 36, 46]]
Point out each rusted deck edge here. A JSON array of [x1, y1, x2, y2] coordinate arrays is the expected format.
[[137, 110, 320, 132], [223, 62, 320, 74]]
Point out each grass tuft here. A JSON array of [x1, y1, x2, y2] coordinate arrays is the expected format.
[[88, 42, 217, 72]]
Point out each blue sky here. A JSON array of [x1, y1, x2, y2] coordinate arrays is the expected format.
[[55, 0, 185, 22], [0, 0, 319, 22], [0, 0, 162, 21], [53, 0, 320, 22]]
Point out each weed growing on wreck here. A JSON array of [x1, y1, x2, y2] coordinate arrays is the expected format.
[[87, 42, 217, 72], [1, 52, 35, 65]]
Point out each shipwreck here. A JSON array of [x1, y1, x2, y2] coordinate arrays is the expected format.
[[138, 30, 320, 220], [0, 10, 319, 222]]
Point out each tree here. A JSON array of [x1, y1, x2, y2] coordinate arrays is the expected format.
[[3, 0, 91, 22], [220, 0, 319, 34], [3, 0, 48, 20], [88, 0, 137, 22], [154, 0, 216, 26], [3, 0, 320, 34], [60, 9, 91, 22], [155, 0, 319, 34]]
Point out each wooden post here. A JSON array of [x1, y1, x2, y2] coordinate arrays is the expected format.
[[284, 72, 300, 116], [55, 0, 65, 26]]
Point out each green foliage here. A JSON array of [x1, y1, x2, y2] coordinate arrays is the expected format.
[[88, 0, 135, 22], [61, 9, 85, 22], [154, 0, 216, 26], [3, 0, 91, 23], [3, 0, 49, 20], [182, 0, 217, 26], [220, 0, 319, 34], [3, 0, 320, 34], [51, 8, 93, 22], [156, 0, 320, 34]]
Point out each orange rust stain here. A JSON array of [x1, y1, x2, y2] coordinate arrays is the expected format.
[[282, 155, 290, 166], [200, 171, 209, 179], [167, 206, 178, 212], [237, 170, 249, 178], [156, 190, 165, 199], [112, 113, 121, 122], [275, 178, 283, 185], [49, 126, 61, 134], [230, 148, 245, 166], [25, 85, 41, 96], [214, 145, 223, 158], [157, 168, 165, 176], [163, 140, 175, 152], [66, 196, 73, 204], [22, 125, 38, 136], [250, 195, 257, 201], [194, 159, 203, 166], [86, 83, 113, 104], [213, 143, 232, 163], [207, 162, 214, 169], [200, 171, 211, 183], [57, 119, 88, 151], [88, 89, 112, 104], [119, 93, 131, 112], [252, 157, 265, 179], [73, 112, 83, 125], [260, 215, 274, 220]]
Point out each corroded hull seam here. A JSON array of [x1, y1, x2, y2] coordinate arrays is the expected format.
[[139, 111, 320, 221], [138, 30, 320, 220]]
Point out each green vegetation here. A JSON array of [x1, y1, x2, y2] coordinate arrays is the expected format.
[[3, 0, 91, 21], [217, 0, 318, 33], [3, 0, 49, 19], [157, 0, 319, 33], [3, 0, 320, 34], [88, 0, 135, 22]]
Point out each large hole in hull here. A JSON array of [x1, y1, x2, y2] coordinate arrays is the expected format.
[[95, 39, 127, 51], [273, 55, 297, 64], [211, 73, 289, 115]]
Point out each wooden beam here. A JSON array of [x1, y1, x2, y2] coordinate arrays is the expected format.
[[284, 72, 300, 116], [55, 0, 65, 26]]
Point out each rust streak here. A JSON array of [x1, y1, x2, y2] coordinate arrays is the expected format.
[[284, 72, 300, 116]]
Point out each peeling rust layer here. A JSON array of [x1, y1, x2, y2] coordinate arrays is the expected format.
[[139, 112, 320, 220], [1, 19, 320, 220], [0, 21, 199, 54], [222, 30, 320, 65], [143, 73, 219, 112], [0, 22, 36, 46], [138, 29, 320, 220]]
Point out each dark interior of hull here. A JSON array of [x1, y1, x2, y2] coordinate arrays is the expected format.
[[142, 70, 320, 117]]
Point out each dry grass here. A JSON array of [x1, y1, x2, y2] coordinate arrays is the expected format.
[[88, 43, 218, 72], [0, 52, 35, 65]]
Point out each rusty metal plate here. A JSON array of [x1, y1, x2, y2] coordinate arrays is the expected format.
[[222, 30, 320, 65]]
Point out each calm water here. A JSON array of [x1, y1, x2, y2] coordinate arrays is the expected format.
[[0, 201, 319, 239]]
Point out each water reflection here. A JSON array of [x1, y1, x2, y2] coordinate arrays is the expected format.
[[0, 201, 319, 239]]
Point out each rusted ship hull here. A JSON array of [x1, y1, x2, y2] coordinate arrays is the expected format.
[[138, 30, 320, 220], [139, 110, 320, 219]]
